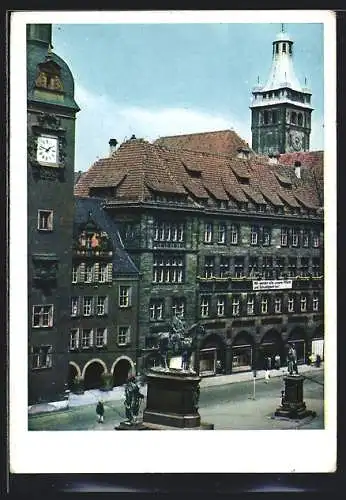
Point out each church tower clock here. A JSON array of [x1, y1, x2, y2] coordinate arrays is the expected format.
[[27, 24, 80, 406], [250, 25, 313, 155]]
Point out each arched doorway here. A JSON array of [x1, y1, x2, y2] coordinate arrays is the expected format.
[[232, 331, 254, 373], [287, 327, 307, 364], [311, 324, 324, 360], [67, 363, 79, 390], [258, 329, 284, 370], [83, 361, 105, 390], [199, 333, 226, 376], [112, 358, 133, 387]]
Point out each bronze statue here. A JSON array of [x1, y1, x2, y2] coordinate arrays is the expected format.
[[287, 344, 298, 375], [123, 375, 144, 425]]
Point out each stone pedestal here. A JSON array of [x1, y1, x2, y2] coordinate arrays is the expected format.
[[143, 367, 210, 429], [275, 375, 315, 419]]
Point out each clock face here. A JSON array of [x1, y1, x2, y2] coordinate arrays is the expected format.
[[289, 131, 303, 152], [37, 135, 58, 164]]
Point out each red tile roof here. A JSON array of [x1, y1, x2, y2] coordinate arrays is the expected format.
[[74, 135, 323, 213], [154, 129, 250, 156]]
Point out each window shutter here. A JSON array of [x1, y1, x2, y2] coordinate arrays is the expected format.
[[47, 346, 53, 367], [104, 296, 109, 314], [94, 262, 100, 282], [126, 327, 131, 344], [76, 329, 80, 348], [90, 329, 94, 346], [48, 306, 54, 327], [79, 263, 85, 282], [107, 263, 113, 283], [103, 328, 108, 345]]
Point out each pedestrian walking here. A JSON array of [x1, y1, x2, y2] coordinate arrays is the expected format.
[[96, 399, 105, 424], [316, 354, 321, 367]]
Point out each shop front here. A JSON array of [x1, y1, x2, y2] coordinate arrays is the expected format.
[[199, 347, 217, 376], [311, 325, 324, 360], [258, 329, 284, 370], [232, 331, 254, 373]]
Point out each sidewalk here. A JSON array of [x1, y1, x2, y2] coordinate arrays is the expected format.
[[28, 363, 323, 415]]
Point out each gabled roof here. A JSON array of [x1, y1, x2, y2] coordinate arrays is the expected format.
[[154, 129, 250, 156], [74, 197, 139, 276], [74, 133, 323, 214]]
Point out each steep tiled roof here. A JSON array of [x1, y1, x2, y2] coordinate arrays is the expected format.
[[74, 197, 139, 276], [154, 129, 250, 156], [74, 135, 323, 213]]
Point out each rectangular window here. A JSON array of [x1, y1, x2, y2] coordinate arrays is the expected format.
[[153, 255, 184, 283], [32, 305, 53, 328], [172, 298, 185, 318], [288, 294, 295, 313], [204, 223, 213, 243], [216, 296, 225, 317], [275, 257, 285, 279], [288, 257, 297, 278], [149, 300, 164, 321], [281, 227, 288, 247], [96, 296, 108, 316], [300, 257, 309, 277], [300, 295, 307, 312], [204, 256, 215, 278], [32, 345, 52, 369], [247, 295, 254, 315], [312, 231, 320, 248], [249, 257, 258, 278], [200, 296, 210, 318], [83, 296, 93, 316], [312, 258, 321, 277], [81, 329, 93, 348], [234, 257, 244, 278], [262, 256, 273, 279], [71, 297, 79, 317], [313, 293, 319, 311], [153, 221, 185, 243], [292, 228, 299, 247], [219, 257, 230, 277], [261, 296, 268, 314], [119, 286, 131, 307], [85, 264, 94, 283], [230, 225, 238, 245], [302, 230, 310, 248], [262, 227, 271, 246], [70, 329, 79, 350], [96, 327, 107, 347], [37, 210, 53, 231], [118, 326, 130, 345], [217, 224, 226, 244], [274, 296, 282, 313], [232, 296, 240, 316], [72, 265, 78, 283], [250, 226, 259, 245], [98, 263, 107, 283]]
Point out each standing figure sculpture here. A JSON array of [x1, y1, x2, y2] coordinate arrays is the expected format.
[[287, 344, 298, 375], [124, 375, 144, 425]]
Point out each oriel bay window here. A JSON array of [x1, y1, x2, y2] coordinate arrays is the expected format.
[[32, 345, 52, 369], [230, 224, 239, 244], [219, 256, 230, 277], [150, 300, 164, 321], [217, 223, 226, 244], [204, 256, 215, 278], [234, 257, 244, 277], [172, 297, 185, 318], [153, 255, 184, 283], [200, 296, 210, 318], [216, 296, 226, 316], [32, 304, 53, 328], [204, 223, 213, 243]]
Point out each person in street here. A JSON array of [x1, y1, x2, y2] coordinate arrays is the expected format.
[[96, 399, 105, 423], [316, 354, 321, 367], [264, 356, 271, 383], [274, 353, 281, 370]]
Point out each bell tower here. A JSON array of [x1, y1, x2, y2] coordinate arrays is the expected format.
[[250, 25, 313, 155]]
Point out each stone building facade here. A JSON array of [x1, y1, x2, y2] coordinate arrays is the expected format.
[[75, 131, 324, 377], [27, 24, 79, 405]]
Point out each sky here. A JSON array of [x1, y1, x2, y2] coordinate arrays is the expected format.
[[51, 19, 325, 173]]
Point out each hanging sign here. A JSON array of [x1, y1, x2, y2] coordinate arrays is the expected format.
[[252, 279, 292, 291]]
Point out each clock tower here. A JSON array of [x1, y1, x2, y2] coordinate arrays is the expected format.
[[27, 24, 80, 405], [250, 25, 313, 155]]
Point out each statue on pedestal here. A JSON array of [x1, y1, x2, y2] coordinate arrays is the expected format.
[[123, 375, 145, 425], [287, 344, 298, 375], [157, 316, 197, 372]]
